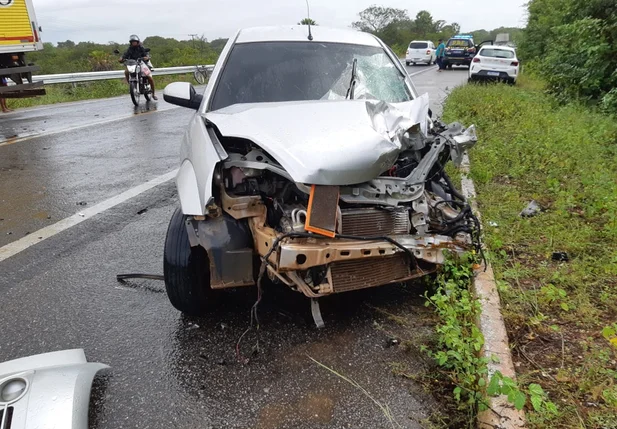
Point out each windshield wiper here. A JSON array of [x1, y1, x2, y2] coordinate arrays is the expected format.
[[345, 58, 358, 100]]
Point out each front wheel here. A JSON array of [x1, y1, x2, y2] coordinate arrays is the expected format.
[[163, 208, 215, 316], [129, 81, 140, 106]]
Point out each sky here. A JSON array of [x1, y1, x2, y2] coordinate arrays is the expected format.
[[32, 0, 529, 44]]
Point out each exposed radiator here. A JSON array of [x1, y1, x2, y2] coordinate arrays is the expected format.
[[330, 254, 413, 293], [341, 207, 411, 237]]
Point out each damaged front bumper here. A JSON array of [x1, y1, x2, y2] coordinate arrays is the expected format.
[[186, 204, 470, 298], [249, 215, 469, 297]]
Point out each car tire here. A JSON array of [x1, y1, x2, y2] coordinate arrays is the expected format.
[[412, 62, 416, 66], [163, 207, 215, 316], [447, 64, 453, 70], [406, 61, 410, 66]]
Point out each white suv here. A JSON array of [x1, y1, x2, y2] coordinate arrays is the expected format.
[[469, 46, 520, 84], [405, 41, 436, 66]]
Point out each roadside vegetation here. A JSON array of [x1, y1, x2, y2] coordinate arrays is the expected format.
[[519, 0, 617, 113], [26, 36, 225, 75], [441, 73, 617, 427], [406, 2, 617, 426]]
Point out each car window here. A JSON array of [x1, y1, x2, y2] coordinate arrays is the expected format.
[[210, 42, 413, 111], [479, 48, 515, 59], [447, 39, 473, 48], [409, 42, 428, 49]]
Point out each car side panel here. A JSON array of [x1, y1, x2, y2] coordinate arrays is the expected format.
[[177, 115, 228, 215]]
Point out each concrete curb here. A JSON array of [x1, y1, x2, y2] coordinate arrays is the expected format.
[[460, 154, 526, 429]]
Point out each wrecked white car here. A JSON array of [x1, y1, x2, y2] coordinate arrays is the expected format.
[[162, 26, 479, 323]]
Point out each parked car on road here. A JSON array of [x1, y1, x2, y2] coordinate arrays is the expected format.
[[405, 40, 436, 66], [469, 46, 519, 84], [161, 26, 479, 325], [443, 34, 488, 69]]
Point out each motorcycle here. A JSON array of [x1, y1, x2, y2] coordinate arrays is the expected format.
[[114, 48, 153, 106]]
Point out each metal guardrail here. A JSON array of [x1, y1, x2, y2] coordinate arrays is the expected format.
[[26, 65, 215, 85]]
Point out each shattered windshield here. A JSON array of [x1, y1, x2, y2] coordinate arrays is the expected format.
[[210, 42, 412, 111]]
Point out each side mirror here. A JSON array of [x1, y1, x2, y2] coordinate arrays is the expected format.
[[163, 82, 203, 110], [145, 48, 151, 53], [428, 108, 433, 119], [113, 49, 120, 54]]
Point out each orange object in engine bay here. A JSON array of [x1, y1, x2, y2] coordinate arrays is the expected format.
[[305, 185, 339, 238]]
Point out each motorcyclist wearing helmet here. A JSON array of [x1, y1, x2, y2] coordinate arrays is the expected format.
[[119, 35, 158, 100]]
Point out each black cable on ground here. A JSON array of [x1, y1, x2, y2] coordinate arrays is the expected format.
[[116, 274, 165, 282]]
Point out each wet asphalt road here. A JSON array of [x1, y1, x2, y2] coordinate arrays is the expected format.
[[0, 66, 469, 429]]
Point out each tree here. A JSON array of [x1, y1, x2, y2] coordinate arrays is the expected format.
[[352, 6, 409, 33], [298, 18, 317, 25], [88, 50, 115, 72], [519, 0, 617, 111], [412, 10, 436, 37], [57, 40, 75, 49]]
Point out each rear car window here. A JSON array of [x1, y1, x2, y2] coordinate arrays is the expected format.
[[479, 48, 515, 59], [409, 42, 428, 49], [447, 39, 473, 48]]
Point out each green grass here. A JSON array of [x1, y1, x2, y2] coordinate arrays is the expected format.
[[6, 74, 198, 109], [443, 74, 617, 427]]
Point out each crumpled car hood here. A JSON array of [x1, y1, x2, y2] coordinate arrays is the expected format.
[[206, 94, 430, 185]]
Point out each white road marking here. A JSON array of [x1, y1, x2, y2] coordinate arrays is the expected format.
[[408, 66, 439, 77], [0, 106, 179, 147], [0, 169, 178, 263]]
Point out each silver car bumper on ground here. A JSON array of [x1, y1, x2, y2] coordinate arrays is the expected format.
[[0, 349, 109, 429]]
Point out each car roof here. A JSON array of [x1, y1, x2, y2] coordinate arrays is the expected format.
[[409, 40, 432, 43], [480, 45, 516, 52], [235, 26, 381, 47]]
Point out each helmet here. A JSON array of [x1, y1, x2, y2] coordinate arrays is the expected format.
[[129, 34, 140, 43]]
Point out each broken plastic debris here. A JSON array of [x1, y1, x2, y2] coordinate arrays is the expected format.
[[78, 213, 85, 217], [521, 200, 541, 217], [488, 221, 498, 227], [386, 338, 400, 347], [552, 252, 569, 262]]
